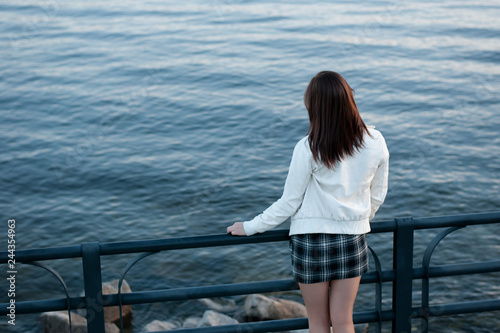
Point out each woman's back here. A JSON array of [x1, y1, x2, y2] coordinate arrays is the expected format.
[[291, 126, 389, 235]]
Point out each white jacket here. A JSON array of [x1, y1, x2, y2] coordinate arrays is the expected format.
[[243, 126, 389, 236]]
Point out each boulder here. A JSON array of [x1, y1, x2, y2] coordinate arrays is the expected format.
[[199, 297, 237, 312], [144, 319, 177, 331], [40, 310, 119, 333], [232, 309, 247, 323], [197, 310, 239, 327], [105, 322, 121, 333], [182, 316, 201, 328], [101, 279, 132, 325], [40, 311, 86, 333], [244, 294, 307, 320]]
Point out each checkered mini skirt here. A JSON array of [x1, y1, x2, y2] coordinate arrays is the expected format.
[[289, 233, 369, 284]]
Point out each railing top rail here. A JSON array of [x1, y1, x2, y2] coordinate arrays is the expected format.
[[412, 211, 500, 229], [1, 211, 499, 263]]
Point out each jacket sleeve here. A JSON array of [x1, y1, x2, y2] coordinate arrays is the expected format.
[[243, 138, 313, 236], [369, 137, 389, 221]]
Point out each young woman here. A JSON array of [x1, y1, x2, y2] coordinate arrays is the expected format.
[[227, 71, 389, 333]]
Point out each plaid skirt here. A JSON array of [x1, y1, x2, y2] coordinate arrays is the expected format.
[[289, 233, 369, 284]]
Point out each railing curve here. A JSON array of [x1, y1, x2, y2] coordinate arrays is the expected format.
[[420, 225, 465, 332]]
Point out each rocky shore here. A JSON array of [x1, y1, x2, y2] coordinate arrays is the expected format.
[[40, 279, 368, 333]]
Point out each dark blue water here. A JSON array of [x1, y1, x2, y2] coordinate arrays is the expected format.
[[1, 0, 499, 332]]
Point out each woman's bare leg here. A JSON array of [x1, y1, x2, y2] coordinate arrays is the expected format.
[[329, 276, 361, 333], [299, 281, 331, 333]]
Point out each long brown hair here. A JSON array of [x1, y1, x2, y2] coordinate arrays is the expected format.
[[304, 71, 371, 169]]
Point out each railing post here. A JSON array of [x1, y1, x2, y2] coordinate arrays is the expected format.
[[392, 217, 414, 333], [81, 242, 105, 333]]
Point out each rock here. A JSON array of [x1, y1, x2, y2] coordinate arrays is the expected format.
[[182, 316, 201, 328], [101, 279, 132, 325], [104, 322, 121, 333], [232, 309, 247, 323], [144, 319, 177, 331], [197, 310, 239, 327], [244, 294, 307, 321], [40, 311, 86, 333], [199, 297, 237, 312], [40, 310, 119, 333]]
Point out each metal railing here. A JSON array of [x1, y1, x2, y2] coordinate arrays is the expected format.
[[1, 211, 500, 333]]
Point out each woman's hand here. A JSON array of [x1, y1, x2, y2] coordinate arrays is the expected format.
[[227, 222, 246, 236]]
